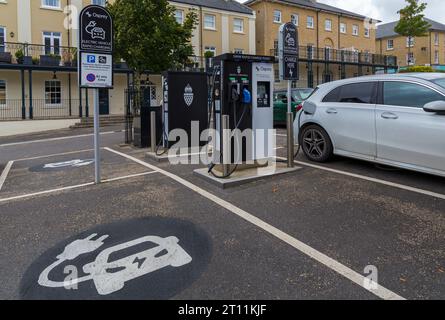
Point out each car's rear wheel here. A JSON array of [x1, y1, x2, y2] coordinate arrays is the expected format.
[[300, 125, 333, 162]]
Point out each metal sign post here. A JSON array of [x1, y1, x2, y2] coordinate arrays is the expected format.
[[78, 5, 114, 184], [279, 22, 299, 168]]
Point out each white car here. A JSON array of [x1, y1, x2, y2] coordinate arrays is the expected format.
[[294, 73, 445, 177]]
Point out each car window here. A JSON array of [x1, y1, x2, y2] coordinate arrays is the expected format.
[[431, 78, 445, 89], [383, 81, 445, 108], [294, 89, 314, 101], [274, 93, 295, 103], [323, 82, 376, 104]]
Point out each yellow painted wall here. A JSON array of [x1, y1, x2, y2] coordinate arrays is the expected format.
[[0, 0, 18, 43]]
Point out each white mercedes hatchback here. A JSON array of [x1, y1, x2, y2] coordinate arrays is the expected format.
[[294, 73, 445, 177]]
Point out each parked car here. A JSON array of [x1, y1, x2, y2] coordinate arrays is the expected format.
[[294, 73, 445, 177], [273, 88, 314, 125]]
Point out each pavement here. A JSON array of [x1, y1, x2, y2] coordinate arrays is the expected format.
[[0, 126, 444, 300], [0, 119, 81, 138]]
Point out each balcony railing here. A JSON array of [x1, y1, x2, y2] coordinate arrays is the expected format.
[[270, 46, 398, 67]]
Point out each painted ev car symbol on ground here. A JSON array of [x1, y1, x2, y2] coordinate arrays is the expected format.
[[38, 234, 192, 295], [20, 218, 211, 299], [43, 159, 95, 169]]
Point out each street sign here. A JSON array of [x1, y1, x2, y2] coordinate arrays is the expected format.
[[278, 22, 299, 81], [78, 5, 114, 184], [79, 5, 113, 53], [80, 52, 113, 88]]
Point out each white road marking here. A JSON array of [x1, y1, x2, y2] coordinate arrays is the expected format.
[[105, 147, 405, 300], [14, 149, 95, 162], [0, 171, 157, 203], [0, 161, 14, 191], [276, 156, 445, 201], [275, 134, 287, 137], [0, 130, 123, 148]]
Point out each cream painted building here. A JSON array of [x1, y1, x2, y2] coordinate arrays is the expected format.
[[0, 0, 255, 120], [246, 0, 398, 89], [376, 18, 445, 71]]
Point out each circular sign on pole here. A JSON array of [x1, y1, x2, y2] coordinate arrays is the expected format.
[[278, 22, 299, 81]]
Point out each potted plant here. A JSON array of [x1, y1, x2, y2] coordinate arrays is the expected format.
[[40, 53, 61, 66], [32, 57, 40, 65], [15, 48, 33, 65]]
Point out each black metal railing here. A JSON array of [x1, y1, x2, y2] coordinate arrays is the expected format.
[[0, 42, 77, 67], [270, 46, 397, 67], [0, 99, 80, 120]]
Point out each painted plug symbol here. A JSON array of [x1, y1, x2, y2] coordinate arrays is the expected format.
[[57, 233, 109, 261]]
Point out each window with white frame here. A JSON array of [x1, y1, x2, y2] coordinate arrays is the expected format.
[[204, 14, 216, 30], [407, 52, 415, 65], [273, 10, 281, 23], [204, 46, 216, 56], [43, 31, 61, 55], [291, 14, 299, 26], [233, 18, 244, 33], [406, 36, 415, 47], [174, 10, 184, 24], [352, 25, 359, 36], [435, 50, 439, 64], [45, 80, 61, 105], [307, 16, 314, 29], [340, 23, 346, 34], [0, 27, 5, 53], [387, 39, 394, 50], [364, 27, 370, 38], [234, 48, 244, 54], [325, 19, 332, 31], [435, 33, 439, 45], [0, 80, 6, 106], [91, 0, 106, 6], [42, 0, 61, 9]]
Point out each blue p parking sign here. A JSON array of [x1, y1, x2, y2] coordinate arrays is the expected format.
[[87, 55, 96, 63]]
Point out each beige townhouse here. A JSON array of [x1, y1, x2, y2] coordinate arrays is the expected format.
[[376, 18, 445, 71], [0, 0, 255, 121], [245, 0, 398, 89]]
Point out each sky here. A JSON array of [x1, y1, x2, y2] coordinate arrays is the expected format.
[[237, 0, 445, 25]]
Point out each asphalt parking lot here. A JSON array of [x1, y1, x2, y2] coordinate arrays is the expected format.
[[0, 126, 444, 300]]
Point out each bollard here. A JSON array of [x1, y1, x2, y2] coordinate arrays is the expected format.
[[222, 115, 231, 176], [150, 111, 156, 152], [287, 112, 295, 168]]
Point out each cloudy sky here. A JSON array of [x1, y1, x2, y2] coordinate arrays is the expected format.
[[237, 0, 445, 24]]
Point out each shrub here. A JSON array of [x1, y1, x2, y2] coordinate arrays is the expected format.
[[399, 66, 434, 73]]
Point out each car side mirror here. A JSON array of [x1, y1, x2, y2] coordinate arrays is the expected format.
[[423, 100, 445, 114], [282, 98, 288, 104]]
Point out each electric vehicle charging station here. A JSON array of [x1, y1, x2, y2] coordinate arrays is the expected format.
[[211, 54, 276, 170], [194, 53, 301, 187]]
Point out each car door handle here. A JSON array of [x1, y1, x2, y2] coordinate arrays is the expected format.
[[381, 112, 399, 120], [326, 108, 338, 114]]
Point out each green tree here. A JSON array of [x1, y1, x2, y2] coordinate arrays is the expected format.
[[108, 0, 198, 83], [394, 0, 431, 65]]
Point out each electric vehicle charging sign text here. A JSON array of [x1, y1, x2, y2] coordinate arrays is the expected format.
[[79, 5, 113, 53], [279, 22, 299, 81], [80, 52, 113, 88]]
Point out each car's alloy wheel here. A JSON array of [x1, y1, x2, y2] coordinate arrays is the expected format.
[[301, 125, 333, 162]]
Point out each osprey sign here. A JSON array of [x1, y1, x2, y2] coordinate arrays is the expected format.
[[278, 22, 299, 81], [80, 5, 113, 53]]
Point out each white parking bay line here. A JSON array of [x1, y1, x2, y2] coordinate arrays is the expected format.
[[0, 161, 14, 191], [14, 149, 96, 162], [0, 171, 157, 204], [105, 147, 405, 300], [276, 157, 445, 201], [0, 130, 122, 148]]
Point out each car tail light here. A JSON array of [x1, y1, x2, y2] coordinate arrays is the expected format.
[[296, 104, 303, 112]]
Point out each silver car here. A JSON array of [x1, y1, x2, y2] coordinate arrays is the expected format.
[[294, 73, 445, 177]]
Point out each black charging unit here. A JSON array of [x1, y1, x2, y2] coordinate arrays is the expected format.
[[162, 71, 209, 149], [133, 87, 162, 148]]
